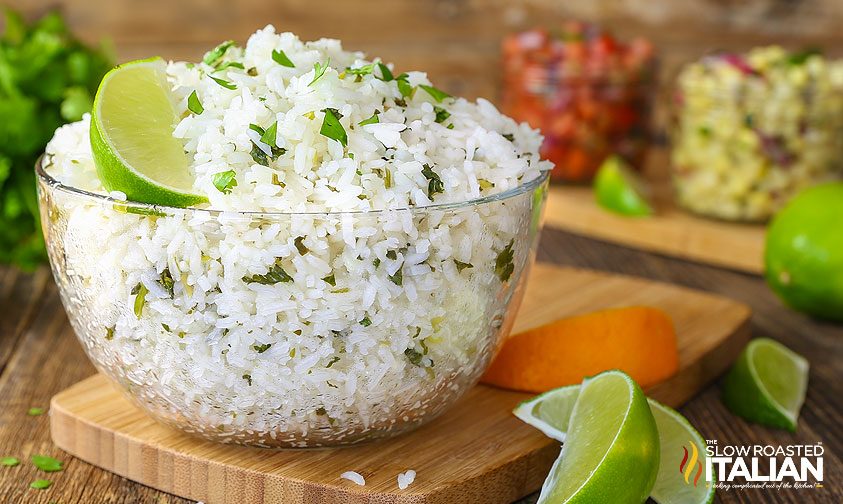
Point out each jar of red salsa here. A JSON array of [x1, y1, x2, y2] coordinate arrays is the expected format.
[[502, 24, 657, 183]]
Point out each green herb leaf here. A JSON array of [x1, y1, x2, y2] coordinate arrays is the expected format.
[[203, 40, 236, 66], [1, 457, 19, 467], [247, 67, 258, 76], [377, 62, 394, 81], [446, 123, 454, 130], [210, 76, 237, 90], [454, 260, 473, 273], [271, 49, 295, 68], [309, 59, 330, 86], [294, 236, 308, 255], [161, 323, 170, 332], [31, 455, 63, 472], [433, 106, 450, 124], [386, 250, 397, 260], [213, 170, 238, 194], [478, 179, 494, 190], [372, 258, 381, 268], [345, 63, 374, 76], [421, 164, 444, 199], [132, 282, 148, 318], [502, 133, 515, 142], [250, 143, 269, 166], [159, 268, 175, 297], [395, 73, 414, 98], [216, 61, 245, 72], [271, 173, 285, 187], [326, 356, 341, 368], [322, 273, 336, 286], [261, 121, 278, 148], [419, 84, 450, 103], [320, 108, 348, 147], [253, 343, 272, 353], [405, 347, 423, 366], [30, 479, 51, 490], [242, 259, 293, 284], [242, 374, 252, 386], [787, 48, 821, 65], [388, 267, 403, 286], [359, 317, 372, 327], [27, 407, 45, 416], [249, 123, 265, 135], [359, 110, 380, 126], [494, 239, 515, 282], [384, 169, 394, 189], [187, 90, 204, 115]]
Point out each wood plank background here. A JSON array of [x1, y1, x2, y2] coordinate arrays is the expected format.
[[6, 0, 843, 128]]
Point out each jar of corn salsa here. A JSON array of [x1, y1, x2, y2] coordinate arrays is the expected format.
[[502, 24, 657, 183], [671, 47, 843, 222]]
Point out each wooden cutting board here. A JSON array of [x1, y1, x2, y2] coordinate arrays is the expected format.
[[50, 263, 751, 504], [543, 184, 767, 274]]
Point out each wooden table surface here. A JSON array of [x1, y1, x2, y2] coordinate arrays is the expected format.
[[0, 227, 840, 503]]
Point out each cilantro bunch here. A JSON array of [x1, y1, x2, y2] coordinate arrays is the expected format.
[[0, 9, 112, 270]]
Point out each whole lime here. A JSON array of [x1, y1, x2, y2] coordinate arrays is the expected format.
[[764, 183, 843, 322]]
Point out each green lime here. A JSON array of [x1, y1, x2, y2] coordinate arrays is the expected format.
[[516, 384, 715, 504], [90, 58, 206, 207], [535, 370, 659, 504], [764, 182, 843, 321], [722, 338, 808, 431], [593, 155, 652, 217]]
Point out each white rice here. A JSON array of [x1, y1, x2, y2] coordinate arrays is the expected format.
[[397, 469, 416, 490], [43, 26, 550, 447], [340, 471, 366, 486]]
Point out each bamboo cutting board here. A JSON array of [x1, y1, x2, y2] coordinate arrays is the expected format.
[[51, 263, 751, 504], [543, 184, 767, 274]]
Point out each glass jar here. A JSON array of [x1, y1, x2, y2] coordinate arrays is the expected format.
[[502, 26, 657, 183], [671, 47, 843, 222]]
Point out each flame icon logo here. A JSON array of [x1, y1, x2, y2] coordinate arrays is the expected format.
[[679, 441, 703, 486]]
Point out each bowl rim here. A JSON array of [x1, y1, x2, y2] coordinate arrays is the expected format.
[[36, 155, 550, 218]]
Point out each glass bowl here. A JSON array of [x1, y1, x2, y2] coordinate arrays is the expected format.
[[36, 157, 549, 448]]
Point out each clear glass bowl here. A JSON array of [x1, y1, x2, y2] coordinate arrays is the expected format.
[[37, 157, 549, 448]]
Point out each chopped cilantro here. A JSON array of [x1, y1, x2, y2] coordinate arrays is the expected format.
[[320, 108, 348, 147], [359, 317, 372, 327], [478, 179, 494, 190], [372, 258, 381, 268], [271, 173, 285, 187], [187, 90, 204, 115], [326, 356, 341, 368], [309, 59, 330, 86], [388, 267, 403, 286], [247, 67, 258, 76], [160, 268, 175, 297], [495, 239, 515, 282], [331, 287, 350, 293], [27, 407, 45, 416], [433, 106, 450, 123], [419, 84, 450, 103], [294, 236, 308, 255], [359, 110, 380, 126], [213, 170, 238, 194], [271, 49, 295, 68], [386, 250, 398, 260], [249, 123, 265, 135], [377, 62, 394, 81], [261, 121, 278, 147], [131, 283, 148, 318], [502, 133, 515, 142], [250, 143, 270, 166], [1, 457, 19, 467], [454, 260, 473, 272], [405, 347, 423, 366], [289, 348, 297, 357], [345, 63, 374, 76], [30, 479, 51, 490], [216, 61, 245, 71], [161, 323, 170, 332], [31, 455, 63, 472], [421, 164, 444, 199], [446, 123, 454, 130], [253, 343, 272, 353], [203, 40, 236, 66], [242, 374, 252, 386], [242, 259, 293, 284], [384, 169, 394, 189], [105, 325, 115, 340], [395, 73, 414, 98], [322, 273, 336, 286], [210, 76, 237, 90]]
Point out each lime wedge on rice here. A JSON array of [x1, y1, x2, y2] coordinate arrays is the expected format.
[[515, 377, 715, 504], [90, 58, 206, 207], [594, 155, 652, 217], [533, 370, 659, 504], [722, 338, 809, 432]]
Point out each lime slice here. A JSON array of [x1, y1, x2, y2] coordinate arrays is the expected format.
[[722, 338, 808, 431], [91, 58, 206, 207], [594, 155, 652, 217], [515, 383, 715, 504], [536, 370, 659, 504]]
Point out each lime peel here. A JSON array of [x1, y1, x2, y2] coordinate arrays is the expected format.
[[594, 155, 653, 217]]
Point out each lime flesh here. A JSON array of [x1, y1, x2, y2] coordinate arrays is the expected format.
[[722, 338, 809, 431], [593, 155, 652, 217], [516, 382, 715, 504], [91, 58, 206, 207], [536, 370, 659, 504]]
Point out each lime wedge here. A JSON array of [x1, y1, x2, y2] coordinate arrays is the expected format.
[[722, 338, 809, 431], [90, 58, 206, 207], [594, 155, 652, 217], [515, 382, 715, 504], [536, 370, 659, 504]]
